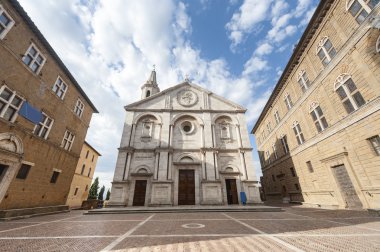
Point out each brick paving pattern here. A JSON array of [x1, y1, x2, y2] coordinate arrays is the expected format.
[[0, 206, 378, 251]]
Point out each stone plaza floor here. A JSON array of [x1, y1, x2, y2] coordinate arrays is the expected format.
[[0, 205, 379, 251]]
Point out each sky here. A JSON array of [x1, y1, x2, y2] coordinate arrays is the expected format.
[[18, 0, 318, 191]]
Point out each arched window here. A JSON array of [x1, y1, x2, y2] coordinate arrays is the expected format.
[[309, 102, 328, 133], [317, 37, 337, 66], [297, 70, 311, 93], [266, 150, 271, 164], [266, 122, 272, 134], [146, 90, 151, 98], [292, 121, 305, 145], [376, 35, 380, 53], [280, 134, 289, 154], [284, 92, 293, 110], [346, 0, 379, 24], [334, 74, 365, 114]]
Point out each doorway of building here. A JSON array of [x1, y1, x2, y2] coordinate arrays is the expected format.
[[178, 170, 195, 205], [225, 179, 239, 205], [132, 180, 147, 206], [331, 164, 363, 209]]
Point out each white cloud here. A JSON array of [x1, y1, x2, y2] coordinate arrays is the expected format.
[[18, 0, 273, 187], [255, 42, 273, 56], [226, 0, 273, 46], [243, 56, 269, 76]]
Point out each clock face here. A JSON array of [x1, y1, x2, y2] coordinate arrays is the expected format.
[[177, 90, 198, 107]]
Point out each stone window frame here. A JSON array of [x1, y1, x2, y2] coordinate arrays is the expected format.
[[266, 121, 272, 134], [16, 161, 34, 180], [22, 43, 46, 74], [309, 102, 328, 133], [284, 92, 293, 111], [61, 130, 75, 151], [141, 120, 154, 139], [316, 36, 337, 67], [0, 84, 24, 123], [272, 142, 278, 160], [297, 70, 311, 93], [292, 121, 305, 145], [33, 112, 54, 139], [52, 76, 68, 100], [280, 134, 289, 154], [367, 135, 380, 155], [265, 150, 271, 164], [74, 98, 84, 118], [306, 161, 314, 173], [74, 187, 79, 196], [219, 122, 231, 140], [0, 4, 15, 40], [346, 0, 378, 24], [50, 168, 61, 184], [334, 73, 366, 114], [376, 35, 380, 53], [274, 109, 281, 124]]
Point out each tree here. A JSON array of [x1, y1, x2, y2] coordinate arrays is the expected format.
[[88, 177, 99, 200], [106, 189, 111, 200], [98, 185, 105, 200]]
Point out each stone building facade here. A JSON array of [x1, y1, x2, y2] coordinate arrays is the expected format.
[[252, 0, 380, 210], [0, 0, 98, 216], [66, 141, 101, 208], [109, 71, 261, 206]]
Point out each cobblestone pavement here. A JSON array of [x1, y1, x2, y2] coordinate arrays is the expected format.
[[0, 206, 379, 251]]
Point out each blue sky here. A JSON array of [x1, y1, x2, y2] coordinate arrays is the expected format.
[[18, 0, 318, 189]]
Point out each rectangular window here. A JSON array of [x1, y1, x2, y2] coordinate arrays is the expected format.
[[52, 77, 68, 99], [290, 167, 296, 177], [295, 183, 300, 191], [61, 130, 75, 151], [0, 85, 23, 122], [16, 164, 31, 179], [272, 143, 278, 160], [306, 161, 314, 173], [74, 99, 84, 117], [280, 135, 289, 154], [266, 151, 271, 164], [267, 122, 272, 134], [34, 112, 53, 139], [311, 105, 328, 133], [318, 38, 336, 66], [22, 44, 46, 73], [336, 78, 365, 114], [284, 94, 293, 110], [92, 155, 94, 162], [86, 150, 89, 159], [50, 171, 60, 183], [74, 187, 79, 196], [88, 168, 91, 177], [274, 111, 281, 124], [272, 174, 275, 182], [0, 5, 15, 39], [81, 164, 85, 175], [368, 135, 380, 156], [298, 71, 310, 93], [293, 122, 305, 145]]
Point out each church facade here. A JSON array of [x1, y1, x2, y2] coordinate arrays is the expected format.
[[109, 71, 261, 206]]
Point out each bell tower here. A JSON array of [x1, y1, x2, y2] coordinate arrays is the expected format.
[[141, 67, 160, 99]]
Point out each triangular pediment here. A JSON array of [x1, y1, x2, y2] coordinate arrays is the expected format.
[[125, 82, 246, 112]]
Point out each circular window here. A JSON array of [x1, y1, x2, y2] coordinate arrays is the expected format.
[[181, 121, 194, 134]]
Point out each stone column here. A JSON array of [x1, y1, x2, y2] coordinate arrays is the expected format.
[[239, 150, 248, 180], [154, 151, 160, 180], [201, 150, 206, 180], [129, 124, 136, 146], [167, 151, 173, 180], [123, 151, 133, 180], [169, 124, 174, 147], [214, 151, 220, 180], [235, 124, 243, 148], [158, 123, 163, 147], [211, 124, 216, 147]]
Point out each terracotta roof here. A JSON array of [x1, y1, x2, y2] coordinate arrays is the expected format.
[[251, 0, 334, 134]]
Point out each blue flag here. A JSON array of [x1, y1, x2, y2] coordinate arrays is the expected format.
[[19, 101, 43, 124]]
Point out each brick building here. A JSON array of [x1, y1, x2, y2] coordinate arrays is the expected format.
[[0, 0, 98, 217], [66, 141, 101, 208], [252, 0, 380, 209]]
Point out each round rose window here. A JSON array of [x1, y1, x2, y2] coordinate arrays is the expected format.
[[181, 121, 194, 134]]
